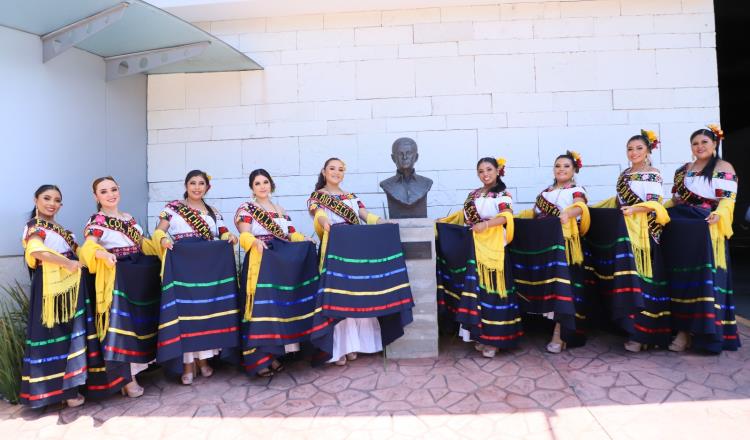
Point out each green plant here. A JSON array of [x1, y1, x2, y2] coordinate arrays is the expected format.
[[0, 282, 29, 404]]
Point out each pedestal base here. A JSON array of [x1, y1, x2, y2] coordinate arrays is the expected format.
[[386, 218, 439, 359]]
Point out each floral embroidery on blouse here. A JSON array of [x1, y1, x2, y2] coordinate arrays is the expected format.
[[685, 170, 738, 182], [645, 193, 661, 202], [572, 191, 587, 202], [626, 172, 663, 183], [25, 227, 47, 241], [715, 189, 737, 200], [85, 227, 104, 238]]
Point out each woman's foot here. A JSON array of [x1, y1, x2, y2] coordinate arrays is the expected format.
[[121, 380, 144, 398], [181, 362, 195, 385], [624, 340, 643, 353], [196, 359, 214, 378], [546, 323, 566, 354], [482, 347, 497, 358], [270, 359, 285, 373], [669, 331, 691, 352], [334, 356, 347, 366], [66, 394, 85, 408], [256, 368, 274, 378], [474, 343, 486, 352], [346, 352, 358, 361]]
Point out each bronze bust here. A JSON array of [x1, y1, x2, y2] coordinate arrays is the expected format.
[[379, 137, 433, 218]]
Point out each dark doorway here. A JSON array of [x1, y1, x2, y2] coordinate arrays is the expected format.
[[715, 1, 750, 316]]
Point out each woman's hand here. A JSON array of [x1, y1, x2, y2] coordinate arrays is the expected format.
[[559, 212, 570, 225], [226, 234, 238, 245], [64, 259, 83, 273], [161, 237, 173, 250], [706, 213, 720, 225], [253, 239, 267, 254], [472, 221, 489, 232], [319, 216, 331, 232], [620, 206, 633, 216], [96, 250, 117, 268]]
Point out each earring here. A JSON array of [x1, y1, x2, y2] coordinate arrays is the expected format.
[[713, 150, 717, 157], [34, 207, 38, 218]]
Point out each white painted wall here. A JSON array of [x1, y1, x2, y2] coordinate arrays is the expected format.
[[146, 0, 719, 238], [0, 26, 147, 287]]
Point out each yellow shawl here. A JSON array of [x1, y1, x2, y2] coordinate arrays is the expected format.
[[23, 239, 81, 328], [710, 198, 734, 270]]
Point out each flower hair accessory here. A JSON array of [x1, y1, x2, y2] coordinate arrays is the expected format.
[[205, 174, 212, 181], [496, 156, 507, 176], [706, 124, 724, 141], [566, 150, 583, 170], [640, 129, 659, 150]]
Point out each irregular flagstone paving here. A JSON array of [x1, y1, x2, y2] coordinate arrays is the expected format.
[[2, 324, 750, 439]]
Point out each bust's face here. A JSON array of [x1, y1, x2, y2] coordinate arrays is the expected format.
[[392, 142, 418, 170]]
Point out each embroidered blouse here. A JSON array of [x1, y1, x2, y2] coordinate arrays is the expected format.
[[158, 201, 228, 241], [535, 184, 588, 217], [234, 202, 298, 241], [674, 165, 738, 210], [307, 192, 366, 226], [464, 189, 513, 222], [84, 213, 143, 256], [618, 170, 664, 205], [22, 222, 76, 256]]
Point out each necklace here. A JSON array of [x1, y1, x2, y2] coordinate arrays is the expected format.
[[254, 198, 276, 213], [185, 199, 206, 214]]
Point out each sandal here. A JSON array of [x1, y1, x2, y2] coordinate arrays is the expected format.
[[482, 347, 497, 358], [624, 340, 643, 353], [668, 331, 691, 352], [334, 356, 347, 366], [256, 368, 274, 378], [346, 352, 358, 361], [121, 381, 144, 398], [66, 394, 85, 408], [196, 359, 214, 378], [546, 323, 566, 354], [270, 360, 285, 373]]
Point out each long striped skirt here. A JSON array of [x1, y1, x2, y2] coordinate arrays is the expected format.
[[240, 239, 323, 375], [311, 224, 414, 362], [436, 223, 523, 349], [85, 253, 160, 398], [157, 240, 240, 373], [19, 268, 89, 408], [662, 206, 740, 353], [508, 218, 577, 337]]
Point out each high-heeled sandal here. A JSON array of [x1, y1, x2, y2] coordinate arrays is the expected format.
[[624, 340, 643, 353], [474, 343, 486, 352], [346, 352, 358, 361], [66, 394, 85, 408], [181, 362, 195, 385], [121, 381, 144, 398], [196, 359, 214, 378], [668, 331, 691, 352], [270, 360, 285, 373], [256, 368, 274, 378], [334, 356, 347, 366], [482, 347, 497, 358], [546, 324, 566, 354]]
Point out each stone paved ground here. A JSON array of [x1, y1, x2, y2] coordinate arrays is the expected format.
[[3, 323, 750, 440]]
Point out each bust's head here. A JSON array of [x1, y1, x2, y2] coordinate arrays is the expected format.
[[391, 137, 418, 170]]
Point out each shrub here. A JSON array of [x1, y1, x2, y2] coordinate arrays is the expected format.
[[0, 282, 29, 404]]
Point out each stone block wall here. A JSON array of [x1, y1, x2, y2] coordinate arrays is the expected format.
[[146, 0, 719, 236]]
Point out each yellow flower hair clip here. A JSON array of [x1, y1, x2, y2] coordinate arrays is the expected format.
[[566, 150, 583, 170], [640, 129, 660, 150], [706, 124, 724, 141], [495, 156, 507, 176], [206, 174, 212, 181]]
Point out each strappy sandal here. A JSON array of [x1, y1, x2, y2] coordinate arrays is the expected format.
[[256, 368, 274, 378], [270, 360, 285, 373]]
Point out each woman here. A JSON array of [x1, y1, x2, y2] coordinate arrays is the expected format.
[[80, 176, 162, 398], [525, 151, 590, 352], [616, 131, 671, 351], [20, 185, 87, 408], [308, 158, 393, 366], [235, 169, 311, 377], [437, 158, 522, 358], [156, 170, 239, 385], [664, 125, 739, 353]]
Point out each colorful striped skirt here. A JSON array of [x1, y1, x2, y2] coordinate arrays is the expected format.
[[240, 239, 324, 375], [662, 206, 740, 353], [584, 208, 670, 346], [507, 218, 578, 341], [157, 240, 240, 371], [311, 224, 414, 361], [19, 268, 89, 408], [436, 223, 523, 349]]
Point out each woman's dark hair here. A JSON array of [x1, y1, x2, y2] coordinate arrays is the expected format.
[[30, 184, 62, 219], [92, 176, 117, 211], [627, 134, 654, 152], [690, 129, 721, 183], [183, 170, 216, 225], [476, 157, 506, 193], [315, 157, 344, 191], [249, 169, 276, 193]]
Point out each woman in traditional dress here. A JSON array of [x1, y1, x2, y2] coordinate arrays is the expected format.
[[529, 151, 590, 353], [308, 158, 392, 366], [235, 168, 310, 377], [20, 185, 87, 408], [156, 170, 238, 385], [616, 131, 671, 352], [80, 176, 163, 398], [664, 125, 739, 353], [437, 158, 522, 358]]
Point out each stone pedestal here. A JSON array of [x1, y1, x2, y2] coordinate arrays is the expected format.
[[386, 218, 438, 359]]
